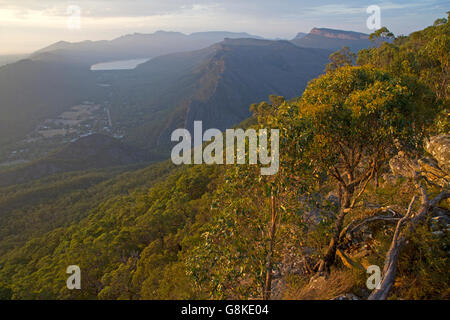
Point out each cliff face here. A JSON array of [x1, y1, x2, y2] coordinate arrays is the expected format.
[[291, 28, 375, 52], [159, 39, 331, 147], [309, 28, 370, 40]]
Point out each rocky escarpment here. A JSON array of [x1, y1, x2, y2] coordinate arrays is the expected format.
[[151, 38, 331, 149], [309, 28, 369, 40], [291, 28, 376, 52]]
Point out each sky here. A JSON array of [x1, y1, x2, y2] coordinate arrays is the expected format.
[[0, 0, 447, 54]]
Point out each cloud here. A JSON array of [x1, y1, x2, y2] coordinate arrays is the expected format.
[[0, 0, 443, 19], [0, 0, 216, 18], [0, 0, 446, 54]]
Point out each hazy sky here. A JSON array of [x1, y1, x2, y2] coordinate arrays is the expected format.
[[0, 0, 447, 54]]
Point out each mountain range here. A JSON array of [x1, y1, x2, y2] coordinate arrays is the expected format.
[[31, 31, 263, 65], [31, 28, 375, 65], [0, 27, 379, 167]]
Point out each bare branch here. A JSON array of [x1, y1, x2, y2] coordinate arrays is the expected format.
[[368, 195, 417, 300], [338, 210, 401, 243], [369, 190, 449, 300], [332, 165, 347, 187], [348, 160, 375, 189], [349, 166, 375, 209]]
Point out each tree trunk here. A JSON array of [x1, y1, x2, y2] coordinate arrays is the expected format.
[[263, 194, 277, 300], [317, 190, 351, 274]]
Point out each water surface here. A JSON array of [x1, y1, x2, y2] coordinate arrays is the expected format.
[[91, 58, 151, 71]]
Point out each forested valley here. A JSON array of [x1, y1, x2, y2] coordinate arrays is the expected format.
[[0, 15, 448, 300]]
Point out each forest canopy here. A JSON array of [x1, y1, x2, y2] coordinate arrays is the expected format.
[[0, 14, 448, 300]]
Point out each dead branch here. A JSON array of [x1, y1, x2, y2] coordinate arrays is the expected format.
[[338, 208, 402, 243], [349, 166, 375, 209], [368, 189, 449, 300]]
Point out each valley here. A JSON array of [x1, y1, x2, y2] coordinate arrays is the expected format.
[[0, 10, 447, 302], [0, 33, 334, 166], [0, 102, 121, 166]]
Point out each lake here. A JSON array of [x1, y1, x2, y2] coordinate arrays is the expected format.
[[90, 58, 151, 71]]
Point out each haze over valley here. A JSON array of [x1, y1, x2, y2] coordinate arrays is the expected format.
[[0, 24, 391, 170], [0, 1, 448, 302]]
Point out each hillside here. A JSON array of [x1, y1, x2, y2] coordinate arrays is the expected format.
[[103, 38, 331, 151], [0, 36, 329, 161], [0, 134, 153, 187], [0, 54, 28, 67], [0, 59, 95, 145]]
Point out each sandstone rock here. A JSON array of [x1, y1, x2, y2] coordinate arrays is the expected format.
[[388, 138, 449, 187], [389, 154, 417, 178], [418, 157, 449, 187], [425, 135, 450, 174]]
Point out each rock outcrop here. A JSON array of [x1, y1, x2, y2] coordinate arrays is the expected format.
[[425, 135, 450, 174], [389, 135, 449, 187]]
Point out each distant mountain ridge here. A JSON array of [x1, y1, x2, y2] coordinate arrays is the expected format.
[[309, 28, 369, 40], [0, 26, 382, 160], [291, 27, 377, 52], [32, 31, 263, 65]]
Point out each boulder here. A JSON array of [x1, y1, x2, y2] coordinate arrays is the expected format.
[[425, 135, 450, 174], [389, 136, 449, 187], [389, 152, 417, 178]]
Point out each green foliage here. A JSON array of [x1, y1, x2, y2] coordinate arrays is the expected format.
[[0, 16, 447, 301], [369, 27, 395, 42], [274, 65, 437, 196], [358, 16, 449, 104], [392, 224, 450, 300], [325, 47, 356, 73]]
